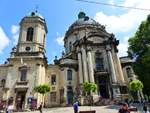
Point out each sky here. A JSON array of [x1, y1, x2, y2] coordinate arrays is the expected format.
[[0, 0, 150, 64]]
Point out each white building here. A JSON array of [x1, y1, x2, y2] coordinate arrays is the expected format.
[[0, 11, 136, 109]]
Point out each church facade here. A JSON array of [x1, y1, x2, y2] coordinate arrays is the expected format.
[[0, 11, 136, 109]]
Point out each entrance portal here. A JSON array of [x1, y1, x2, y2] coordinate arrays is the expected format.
[[98, 75, 109, 98], [16, 91, 26, 110], [67, 86, 73, 105]]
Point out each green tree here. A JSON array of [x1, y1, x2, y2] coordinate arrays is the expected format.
[[83, 82, 97, 96], [129, 80, 143, 91], [129, 80, 143, 101], [83, 82, 97, 105], [128, 14, 150, 95], [34, 84, 51, 105]]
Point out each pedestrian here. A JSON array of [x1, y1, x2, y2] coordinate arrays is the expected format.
[[38, 103, 42, 113], [7, 104, 13, 113], [118, 103, 130, 113], [73, 101, 78, 113], [125, 98, 129, 106], [142, 105, 150, 113]]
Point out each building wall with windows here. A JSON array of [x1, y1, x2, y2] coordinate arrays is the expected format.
[[45, 65, 62, 107], [0, 65, 8, 99]]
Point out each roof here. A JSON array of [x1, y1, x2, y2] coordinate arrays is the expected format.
[[65, 12, 104, 38], [69, 12, 100, 29], [120, 56, 135, 64]]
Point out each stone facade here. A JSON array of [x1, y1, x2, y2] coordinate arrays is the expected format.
[[0, 12, 135, 109]]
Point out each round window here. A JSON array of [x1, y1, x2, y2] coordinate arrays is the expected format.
[[25, 47, 31, 51]]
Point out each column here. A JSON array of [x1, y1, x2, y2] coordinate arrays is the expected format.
[[107, 50, 120, 99], [116, 54, 125, 83], [78, 52, 83, 84], [81, 48, 88, 82], [107, 50, 117, 83], [36, 64, 42, 106], [87, 51, 95, 83]]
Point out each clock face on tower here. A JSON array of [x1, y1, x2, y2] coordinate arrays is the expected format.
[[25, 47, 31, 52]]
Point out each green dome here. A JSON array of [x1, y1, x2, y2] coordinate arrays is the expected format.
[[78, 12, 86, 19]]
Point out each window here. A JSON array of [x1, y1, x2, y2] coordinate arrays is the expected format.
[[126, 67, 132, 78], [50, 92, 56, 102], [51, 75, 56, 85], [69, 42, 72, 52], [20, 69, 27, 81], [67, 70, 72, 80], [26, 27, 34, 41], [1, 79, 5, 87], [95, 53, 104, 71], [43, 34, 46, 44]]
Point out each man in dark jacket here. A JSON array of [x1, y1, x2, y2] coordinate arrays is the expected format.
[[118, 103, 130, 113]]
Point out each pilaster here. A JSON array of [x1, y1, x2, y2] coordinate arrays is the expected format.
[[87, 50, 94, 83], [81, 47, 89, 82], [77, 50, 83, 84], [106, 46, 120, 99]]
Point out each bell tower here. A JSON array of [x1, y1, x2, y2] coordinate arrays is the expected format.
[[5, 12, 48, 108], [16, 11, 48, 57]]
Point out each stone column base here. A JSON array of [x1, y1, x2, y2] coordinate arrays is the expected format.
[[77, 96, 84, 105], [112, 84, 121, 100]]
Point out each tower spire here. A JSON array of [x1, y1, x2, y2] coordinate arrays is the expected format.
[[35, 5, 39, 13]]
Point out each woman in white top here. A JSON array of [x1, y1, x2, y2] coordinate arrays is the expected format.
[[7, 104, 13, 113]]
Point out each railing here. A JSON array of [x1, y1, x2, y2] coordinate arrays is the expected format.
[[15, 80, 29, 89], [94, 68, 108, 75], [16, 80, 28, 85]]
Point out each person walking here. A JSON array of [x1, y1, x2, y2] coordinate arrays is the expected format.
[[118, 103, 130, 113], [73, 101, 79, 113], [7, 104, 13, 113], [142, 105, 150, 113], [38, 103, 42, 113]]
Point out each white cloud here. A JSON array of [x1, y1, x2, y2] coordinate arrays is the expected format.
[[11, 25, 19, 45], [109, 0, 115, 5], [123, 0, 142, 7], [55, 32, 64, 46], [0, 27, 10, 53], [12, 34, 19, 45], [56, 36, 64, 46], [118, 36, 130, 57], [11, 25, 19, 34], [108, 0, 115, 9], [94, 0, 150, 33], [56, 32, 59, 36]]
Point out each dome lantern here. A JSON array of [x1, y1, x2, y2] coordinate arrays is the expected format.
[[78, 12, 86, 19]]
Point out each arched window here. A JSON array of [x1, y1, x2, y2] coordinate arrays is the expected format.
[[43, 34, 46, 45], [20, 69, 27, 81], [69, 42, 72, 52], [95, 52, 104, 71], [67, 69, 72, 80], [126, 67, 132, 78], [51, 74, 56, 85], [26, 27, 34, 41]]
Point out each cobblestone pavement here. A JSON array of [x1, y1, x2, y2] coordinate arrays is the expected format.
[[14, 105, 141, 113]]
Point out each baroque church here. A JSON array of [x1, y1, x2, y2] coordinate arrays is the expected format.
[[0, 11, 137, 109]]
